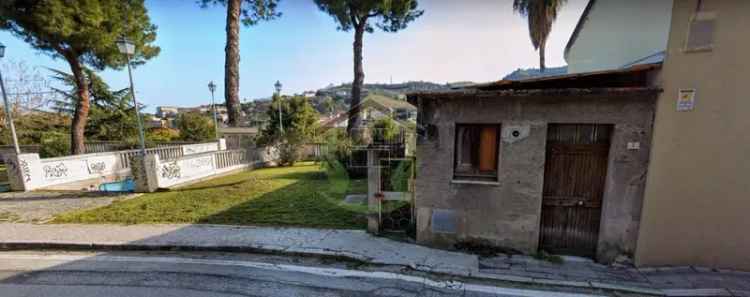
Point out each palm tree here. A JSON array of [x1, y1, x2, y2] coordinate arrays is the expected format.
[[513, 0, 567, 72]]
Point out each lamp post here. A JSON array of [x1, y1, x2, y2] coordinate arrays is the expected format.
[[274, 80, 283, 134], [208, 81, 219, 140], [0, 42, 21, 155], [116, 37, 147, 156]]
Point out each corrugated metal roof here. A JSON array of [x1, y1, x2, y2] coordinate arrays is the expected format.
[[407, 63, 662, 102], [462, 63, 660, 91]]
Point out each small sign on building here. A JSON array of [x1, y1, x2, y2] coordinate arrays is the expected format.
[[677, 89, 696, 111]]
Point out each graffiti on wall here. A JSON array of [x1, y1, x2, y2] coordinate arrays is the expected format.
[[186, 156, 213, 170], [43, 162, 68, 179], [20, 160, 31, 182], [6, 158, 32, 182], [161, 162, 181, 180], [87, 161, 107, 174]]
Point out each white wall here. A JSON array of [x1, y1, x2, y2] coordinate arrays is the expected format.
[[156, 153, 218, 188], [6, 152, 128, 191], [4, 141, 224, 192], [565, 0, 673, 73], [182, 142, 220, 155], [154, 151, 256, 189]]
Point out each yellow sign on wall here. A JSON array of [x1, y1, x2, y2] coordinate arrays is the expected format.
[[677, 89, 696, 111]]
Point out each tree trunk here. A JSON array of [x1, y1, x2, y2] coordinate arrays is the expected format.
[[225, 0, 242, 127], [64, 53, 90, 155], [539, 39, 546, 72], [347, 23, 366, 136]]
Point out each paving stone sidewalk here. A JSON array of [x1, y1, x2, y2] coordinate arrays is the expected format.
[[478, 254, 750, 296], [0, 223, 476, 277], [0, 223, 748, 296]]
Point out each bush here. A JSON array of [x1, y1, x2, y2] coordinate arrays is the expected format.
[[40, 132, 70, 158], [371, 117, 400, 143], [277, 132, 305, 167], [390, 159, 414, 192], [278, 141, 302, 166], [175, 112, 214, 142], [146, 127, 180, 143], [323, 128, 352, 162]]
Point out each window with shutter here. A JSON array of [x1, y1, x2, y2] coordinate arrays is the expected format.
[[454, 124, 500, 181]]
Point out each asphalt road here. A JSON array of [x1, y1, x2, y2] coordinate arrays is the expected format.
[[0, 251, 611, 297]]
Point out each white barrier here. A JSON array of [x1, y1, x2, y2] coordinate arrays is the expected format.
[[146, 149, 258, 190], [5, 152, 129, 191], [156, 153, 218, 188], [4, 140, 225, 192]]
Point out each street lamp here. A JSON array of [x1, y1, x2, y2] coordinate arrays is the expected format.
[[207, 81, 219, 140], [274, 80, 283, 134], [0, 42, 21, 155], [117, 37, 147, 156]]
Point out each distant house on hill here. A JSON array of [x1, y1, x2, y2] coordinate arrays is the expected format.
[[358, 94, 417, 123], [319, 112, 348, 131], [156, 106, 179, 118], [320, 95, 417, 132]]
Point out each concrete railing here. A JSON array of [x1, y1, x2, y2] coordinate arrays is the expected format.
[[215, 149, 251, 169], [3, 140, 226, 192], [134, 147, 263, 192], [85, 141, 131, 154], [117, 146, 183, 169]]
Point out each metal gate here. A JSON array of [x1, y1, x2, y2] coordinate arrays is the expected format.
[[539, 124, 612, 257], [376, 156, 415, 233]]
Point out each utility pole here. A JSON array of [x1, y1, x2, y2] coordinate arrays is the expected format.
[[208, 81, 219, 140], [274, 80, 283, 134], [0, 42, 21, 155], [117, 38, 147, 156]]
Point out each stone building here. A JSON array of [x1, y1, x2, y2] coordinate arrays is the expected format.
[[407, 64, 660, 263]]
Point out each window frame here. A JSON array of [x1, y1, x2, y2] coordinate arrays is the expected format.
[[452, 123, 502, 182], [684, 11, 718, 53]]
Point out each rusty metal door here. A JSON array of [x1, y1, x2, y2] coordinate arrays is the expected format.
[[540, 124, 613, 257]]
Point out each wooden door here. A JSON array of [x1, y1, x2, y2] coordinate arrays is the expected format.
[[540, 124, 612, 257]]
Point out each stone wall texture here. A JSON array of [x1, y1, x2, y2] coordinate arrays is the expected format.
[[414, 93, 657, 263]]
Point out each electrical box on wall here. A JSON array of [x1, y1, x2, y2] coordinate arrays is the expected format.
[[501, 125, 530, 144]]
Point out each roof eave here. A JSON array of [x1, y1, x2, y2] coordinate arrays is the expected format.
[[408, 87, 662, 104]]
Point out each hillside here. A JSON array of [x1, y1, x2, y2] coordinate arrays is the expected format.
[[242, 81, 464, 124]]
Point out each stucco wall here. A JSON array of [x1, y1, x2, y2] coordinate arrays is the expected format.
[[566, 0, 673, 73], [636, 0, 750, 270], [415, 93, 656, 262]]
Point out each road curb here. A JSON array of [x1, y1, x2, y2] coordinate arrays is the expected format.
[[0, 242, 372, 265], [0, 241, 734, 297]]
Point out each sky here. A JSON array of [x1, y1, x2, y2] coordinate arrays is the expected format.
[[0, 0, 587, 113]]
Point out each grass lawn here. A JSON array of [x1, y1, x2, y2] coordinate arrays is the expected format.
[[53, 162, 367, 229], [0, 165, 7, 183]]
